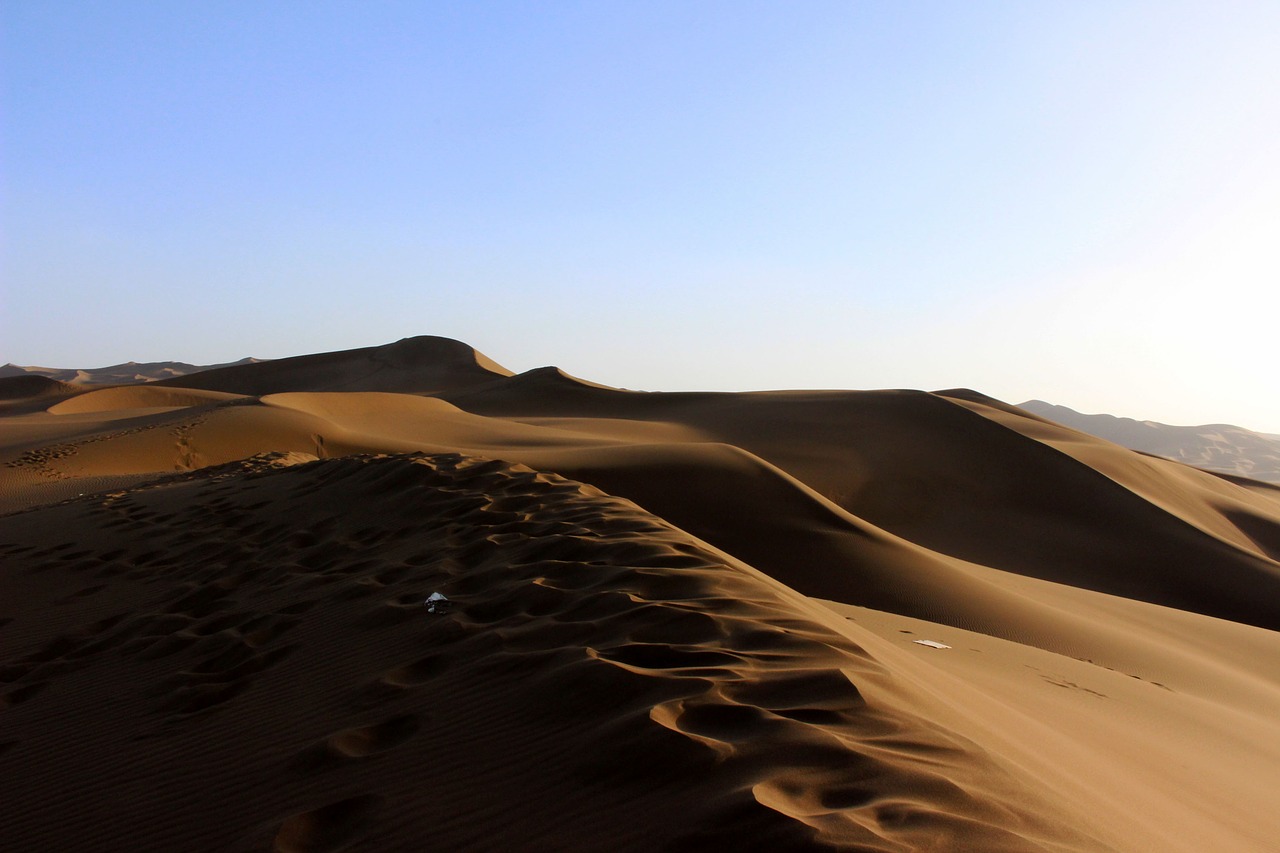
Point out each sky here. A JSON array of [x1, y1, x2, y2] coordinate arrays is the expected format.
[[3, 1, 1278, 431]]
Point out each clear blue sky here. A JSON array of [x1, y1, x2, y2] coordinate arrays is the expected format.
[[4, 2, 1278, 430]]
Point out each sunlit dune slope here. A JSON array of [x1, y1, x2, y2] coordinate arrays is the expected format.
[[48, 386, 248, 414]]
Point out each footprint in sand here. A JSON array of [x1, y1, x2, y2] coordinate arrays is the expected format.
[[271, 794, 383, 853], [1, 681, 48, 708], [352, 654, 450, 707], [325, 714, 421, 759], [288, 713, 421, 775], [55, 584, 106, 604]]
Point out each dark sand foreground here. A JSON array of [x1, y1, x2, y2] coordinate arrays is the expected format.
[[3, 337, 1279, 851]]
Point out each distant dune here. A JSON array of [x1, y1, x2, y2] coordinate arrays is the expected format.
[[2, 336, 1278, 851], [1, 356, 260, 386], [0, 374, 79, 401], [1020, 399, 1280, 484], [152, 336, 513, 396]]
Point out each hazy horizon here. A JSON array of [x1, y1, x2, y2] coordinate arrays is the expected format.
[[4, 2, 1278, 432]]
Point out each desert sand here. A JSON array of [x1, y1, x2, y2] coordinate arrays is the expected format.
[[2, 336, 1278, 852]]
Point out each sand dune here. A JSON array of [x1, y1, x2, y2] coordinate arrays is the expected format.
[[154, 336, 513, 396], [0, 375, 80, 402], [48, 385, 249, 415], [1, 357, 259, 386], [2, 336, 1278, 851]]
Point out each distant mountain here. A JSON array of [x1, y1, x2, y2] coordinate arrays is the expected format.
[[0, 357, 260, 386], [1019, 400, 1280, 483]]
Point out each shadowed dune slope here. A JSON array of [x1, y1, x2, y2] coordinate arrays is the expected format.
[[0, 375, 80, 401]]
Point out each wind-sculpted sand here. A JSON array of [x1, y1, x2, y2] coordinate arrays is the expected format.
[[2, 337, 1279, 851]]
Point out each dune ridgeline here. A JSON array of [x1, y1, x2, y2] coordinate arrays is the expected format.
[[2, 335, 1279, 852]]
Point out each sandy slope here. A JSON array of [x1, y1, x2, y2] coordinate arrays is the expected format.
[[2, 336, 1279, 851], [0, 375, 81, 401]]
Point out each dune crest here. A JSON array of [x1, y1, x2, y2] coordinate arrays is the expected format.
[[153, 335, 513, 395], [48, 386, 247, 415], [0, 375, 80, 402]]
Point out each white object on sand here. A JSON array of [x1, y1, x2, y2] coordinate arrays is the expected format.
[[424, 592, 450, 613], [913, 639, 951, 649]]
